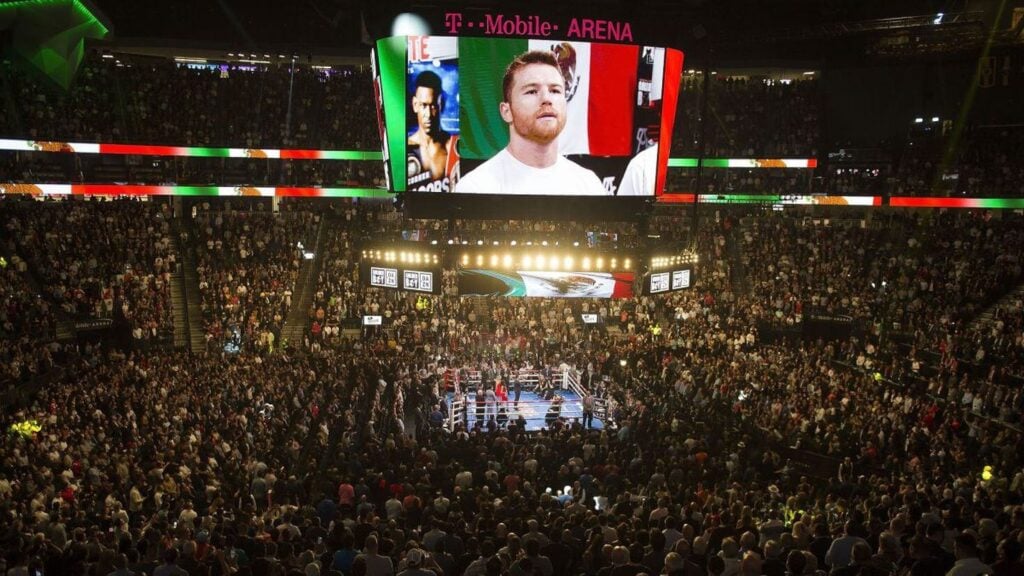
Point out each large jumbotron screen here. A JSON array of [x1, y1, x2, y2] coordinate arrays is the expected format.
[[372, 36, 683, 196]]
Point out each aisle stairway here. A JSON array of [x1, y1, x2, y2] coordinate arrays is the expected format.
[[178, 233, 206, 352], [726, 219, 749, 294], [281, 217, 328, 348], [472, 297, 491, 326], [969, 281, 1024, 332], [170, 268, 188, 349]]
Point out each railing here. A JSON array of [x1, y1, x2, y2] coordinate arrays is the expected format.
[[446, 395, 465, 434], [561, 368, 609, 424], [443, 368, 551, 392]]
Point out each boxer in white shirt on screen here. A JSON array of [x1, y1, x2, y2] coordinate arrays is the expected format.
[[456, 50, 607, 196], [616, 142, 659, 196]]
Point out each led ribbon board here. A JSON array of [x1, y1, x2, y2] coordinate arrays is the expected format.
[[0, 183, 393, 198], [0, 139, 815, 170], [0, 139, 381, 160]]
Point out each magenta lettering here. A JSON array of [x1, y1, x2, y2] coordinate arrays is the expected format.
[[483, 14, 553, 37], [452, 13, 631, 41], [567, 18, 581, 37], [444, 12, 463, 34], [611, 21, 633, 42], [566, 18, 633, 41]]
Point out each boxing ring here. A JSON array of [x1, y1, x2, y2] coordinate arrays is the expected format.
[[446, 390, 605, 432], [440, 367, 609, 432]]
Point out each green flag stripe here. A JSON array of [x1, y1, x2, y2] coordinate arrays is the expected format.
[[458, 37, 528, 159]]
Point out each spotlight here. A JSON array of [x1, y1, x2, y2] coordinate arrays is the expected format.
[[392, 12, 431, 36]]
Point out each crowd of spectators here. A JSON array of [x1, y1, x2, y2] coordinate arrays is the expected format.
[[1, 198, 1023, 576], [0, 154, 386, 189], [4, 54, 378, 151], [0, 197, 177, 345], [7, 59, 1024, 200], [0, 251, 58, 397], [192, 204, 319, 353], [890, 126, 1024, 198], [739, 212, 1024, 337], [673, 76, 821, 158], [5, 23, 1024, 576], [665, 168, 815, 196]]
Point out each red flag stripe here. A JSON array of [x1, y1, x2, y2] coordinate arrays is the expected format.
[[588, 44, 639, 156]]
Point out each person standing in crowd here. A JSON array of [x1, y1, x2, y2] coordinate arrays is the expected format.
[[582, 391, 595, 429]]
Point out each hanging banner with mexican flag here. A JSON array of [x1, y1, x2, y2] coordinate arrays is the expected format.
[[458, 37, 641, 159]]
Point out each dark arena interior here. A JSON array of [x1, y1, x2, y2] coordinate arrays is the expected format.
[[1, 1, 1024, 575]]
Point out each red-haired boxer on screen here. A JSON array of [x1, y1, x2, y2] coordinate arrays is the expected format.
[[456, 50, 607, 195]]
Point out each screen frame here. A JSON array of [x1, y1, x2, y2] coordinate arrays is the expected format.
[[374, 35, 683, 198]]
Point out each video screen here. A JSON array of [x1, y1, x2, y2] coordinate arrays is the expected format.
[[459, 269, 635, 298], [643, 267, 693, 295], [373, 36, 683, 196], [359, 263, 441, 295]]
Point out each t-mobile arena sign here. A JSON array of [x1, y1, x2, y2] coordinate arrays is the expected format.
[[444, 12, 634, 42]]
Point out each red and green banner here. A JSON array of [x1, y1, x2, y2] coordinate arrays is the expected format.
[[0, 139, 819, 171], [666, 158, 818, 168], [657, 194, 880, 205], [0, 139, 381, 160], [889, 197, 1024, 209], [0, 183, 393, 198]]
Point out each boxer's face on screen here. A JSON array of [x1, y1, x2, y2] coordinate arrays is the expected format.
[[500, 63, 567, 145]]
